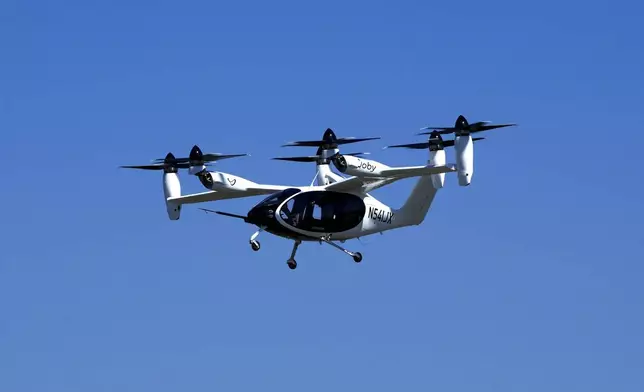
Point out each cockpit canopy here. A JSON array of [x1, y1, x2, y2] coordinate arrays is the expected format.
[[249, 188, 366, 234], [277, 190, 366, 233], [255, 188, 301, 209]]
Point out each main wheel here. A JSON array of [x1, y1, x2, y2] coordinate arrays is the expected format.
[[287, 260, 297, 270], [250, 240, 260, 251], [352, 252, 363, 263]]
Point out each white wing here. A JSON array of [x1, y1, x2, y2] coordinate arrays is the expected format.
[[166, 171, 296, 206], [167, 184, 292, 205], [324, 164, 456, 194]]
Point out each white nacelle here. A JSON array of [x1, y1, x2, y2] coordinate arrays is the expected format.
[[454, 135, 474, 186], [332, 155, 390, 177], [163, 172, 181, 220], [429, 149, 446, 189], [197, 171, 258, 192]]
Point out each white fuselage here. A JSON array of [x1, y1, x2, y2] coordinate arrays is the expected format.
[[272, 191, 398, 241]]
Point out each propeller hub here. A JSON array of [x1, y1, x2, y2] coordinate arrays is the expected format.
[[163, 152, 179, 173]]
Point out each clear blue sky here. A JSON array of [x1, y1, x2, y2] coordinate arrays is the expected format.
[[2, 0, 643, 391]]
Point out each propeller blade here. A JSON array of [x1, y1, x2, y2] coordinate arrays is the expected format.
[[272, 156, 319, 162], [469, 123, 517, 132], [120, 164, 166, 170], [335, 137, 381, 145], [201, 153, 249, 161], [418, 127, 455, 131], [384, 142, 429, 150], [384, 138, 484, 150], [282, 128, 380, 149], [153, 154, 249, 163], [468, 121, 491, 128], [281, 137, 380, 147], [281, 140, 327, 147], [418, 115, 516, 135], [153, 145, 249, 164], [120, 152, 180, 173]]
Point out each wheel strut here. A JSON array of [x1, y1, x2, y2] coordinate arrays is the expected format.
[[286, 240, 301, 270], [319, 236, 363, 263], [249, 226, 264, 251]]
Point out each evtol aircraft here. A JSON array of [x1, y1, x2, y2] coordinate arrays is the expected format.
[[121, 115, 516, 269]]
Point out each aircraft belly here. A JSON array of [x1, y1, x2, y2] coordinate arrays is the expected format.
[[282, 225, 358, 241]]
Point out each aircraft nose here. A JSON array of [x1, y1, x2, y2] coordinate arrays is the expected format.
[[247, 206, 274, 225]]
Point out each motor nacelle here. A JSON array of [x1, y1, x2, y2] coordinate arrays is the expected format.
[[163, 172, 181, 220], [429, 148, 446, 189], [331, 154, 390, 177], [196, 170, 259, 192], [454, 135, 474, 186]]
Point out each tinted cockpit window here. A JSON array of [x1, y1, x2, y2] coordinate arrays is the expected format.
[[257, 188, 301, 207], [281, 191, 365, 233], [281, 188, 301, 199]]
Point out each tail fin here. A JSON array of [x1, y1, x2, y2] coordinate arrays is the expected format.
[[395, 146, 445, 226]]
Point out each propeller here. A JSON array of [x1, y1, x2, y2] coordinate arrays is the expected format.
[[120, 145, 248, 173], [120, 152, 185, 172], [281, 128, 380, 149], [418, 115, 517, 136], [274, 128, 379, 163], [273, 149, 370, 163], [152, 145, 248, 165], [385, 131, 485, 151]]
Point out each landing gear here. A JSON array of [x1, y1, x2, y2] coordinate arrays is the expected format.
[[286, 240, 301, 270], [320, 236, 363, 263], [249, 226, 264, 252], [250, 240, 260, 251]]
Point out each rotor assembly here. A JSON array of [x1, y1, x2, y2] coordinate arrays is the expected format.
[[273, 128, 379, 168], [120, 144, 250, 220], [384, 114, 517, 186], [120, 145, 248, 173], [418, 114, 516, 136], [385, 130, 484, 151]]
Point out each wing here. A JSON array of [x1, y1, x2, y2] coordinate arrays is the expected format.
[[378, 165, 457, 178], [324, 164, 457, 194], [167, 184, 292, 205]]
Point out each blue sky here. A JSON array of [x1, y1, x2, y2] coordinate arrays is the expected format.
[[1, 0, 643, 391]]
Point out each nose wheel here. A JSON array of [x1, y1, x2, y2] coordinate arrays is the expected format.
[[352, 252, 362, 263], [285, 240, 301, 270], [249, 227, 264, 252]]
